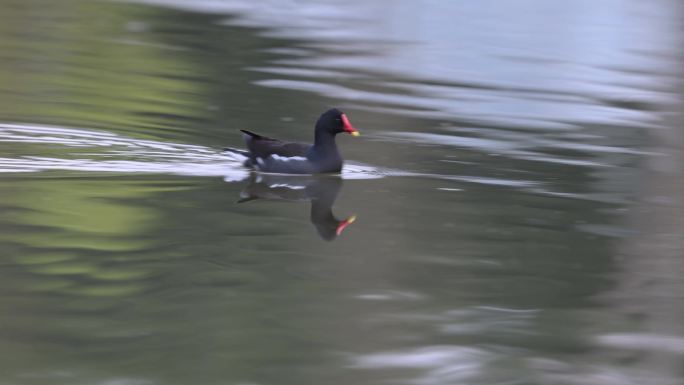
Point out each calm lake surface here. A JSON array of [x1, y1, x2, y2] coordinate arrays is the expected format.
[[1, 1, 684, 384]]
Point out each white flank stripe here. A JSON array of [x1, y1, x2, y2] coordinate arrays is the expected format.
[[269, 183, 306, 190], [270, 154, 307, 162]]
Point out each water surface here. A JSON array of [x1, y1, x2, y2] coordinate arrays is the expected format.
[[1, 0, 684, 384]]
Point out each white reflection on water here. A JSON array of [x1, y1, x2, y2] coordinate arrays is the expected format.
[[596, 333, 684, 354], [355, 290, 424, 301], [133, 0, 679, 129], [0, 122, 249, 178], [352, 346, 494, 385], [350, 306, 684, 385]]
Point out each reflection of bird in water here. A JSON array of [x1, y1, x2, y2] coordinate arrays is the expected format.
[[238, 174, 356, 241]]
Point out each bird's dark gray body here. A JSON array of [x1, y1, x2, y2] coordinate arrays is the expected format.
[[241, 130, 343, 174], [227, 108, 357, 174]]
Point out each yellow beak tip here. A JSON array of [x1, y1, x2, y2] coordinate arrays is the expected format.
[[351, 131, 360, 137]]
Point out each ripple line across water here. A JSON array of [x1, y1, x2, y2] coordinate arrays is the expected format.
[[0, 122, 394, 181], [0, 122, 573, 196]]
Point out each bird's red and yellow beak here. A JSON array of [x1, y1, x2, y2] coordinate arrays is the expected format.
[[341, 114, 360, 136], [335, 215, 357, 236]]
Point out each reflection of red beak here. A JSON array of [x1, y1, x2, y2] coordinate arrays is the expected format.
[[341, 114, 360, 136], [335, 215, 357, 236]]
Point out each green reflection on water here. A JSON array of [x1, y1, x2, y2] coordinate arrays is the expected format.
[[0, 176, 172, 302], [0, 0, 206, 139]]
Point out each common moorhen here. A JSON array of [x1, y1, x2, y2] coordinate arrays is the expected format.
[[225, 108, 359, 174]]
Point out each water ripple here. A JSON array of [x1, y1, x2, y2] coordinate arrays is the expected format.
[[0, 122, 640, 202]]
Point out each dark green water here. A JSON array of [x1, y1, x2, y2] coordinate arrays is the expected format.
[[1, 1, 684, 384]]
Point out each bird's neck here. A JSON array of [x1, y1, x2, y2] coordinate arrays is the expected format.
[[313, 130, 338, 151]]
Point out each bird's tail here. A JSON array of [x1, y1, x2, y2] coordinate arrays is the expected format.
[[240, 129, 264, 139]]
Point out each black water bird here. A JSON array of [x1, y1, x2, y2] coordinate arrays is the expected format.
[[225, 108, 359, 174]]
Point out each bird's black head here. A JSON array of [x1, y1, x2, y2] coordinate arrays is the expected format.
[[315, 108, 360, 136]]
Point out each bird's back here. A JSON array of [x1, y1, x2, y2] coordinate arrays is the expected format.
[[241, 130, 310, 160]]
